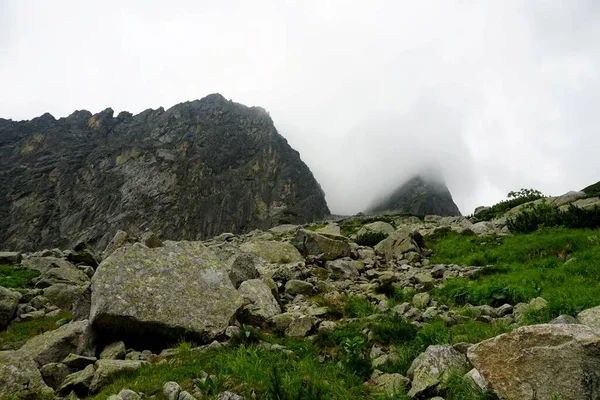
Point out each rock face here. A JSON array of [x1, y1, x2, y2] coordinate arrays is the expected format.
[[90, 241, 243, 348], [368, 174, 461, 216], [0, 93, 329, 252], [468, 324, 600, 400]]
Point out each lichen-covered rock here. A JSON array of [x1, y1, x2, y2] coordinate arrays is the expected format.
[[58, 364, 96, 396], [43, 283, 87, 311], [324, 258, 360, 279], [40, 362, 70, 390], [0, 286, 21, 328], [577, 305, 600, 331], [240, 240, 304, 264], [468, 324, 600, 400], [34, 263, 90, 288], [63, 353, 97, 369], [284, 280, 314, 296], [0, 351, 54, 399], [90, 359, 146, 392], [407, 345, 470, 397], [291, 230, 351, 261], [119, 388, 142, 400], [17, 320, 94, 366], [100, 341, 126, 360], [238, 279, 281, 325], [370, 370, 410, 397], [90, 242, 243, 347], [285, 315, 313, 337], [0, 251, 22, 265], [374, 227, 424, 261], [225, 253, 260, 289], [72, 283, 92, 321]]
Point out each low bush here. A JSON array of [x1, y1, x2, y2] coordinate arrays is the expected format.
[[0, 265, 40, 288], [356, 231, 388, 247], [507, 202, 600, 233], [476, 188, 545, 221]]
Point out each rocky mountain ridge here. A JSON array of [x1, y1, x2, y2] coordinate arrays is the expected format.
[[0, 94, 329, 252]]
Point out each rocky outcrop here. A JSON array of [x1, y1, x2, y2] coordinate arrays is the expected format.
[[468, 324, 600, 400], [90, 242, 243, 348], [368, 174, 461, 216], [0, 351, 54, 399], [0, 93, 329, 252]]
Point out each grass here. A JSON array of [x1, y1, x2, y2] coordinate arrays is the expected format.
[[0, 264, 40, 288], [0, 311, 72, 343], [428, 227, 600, 319], [304, 223, 328, 232]]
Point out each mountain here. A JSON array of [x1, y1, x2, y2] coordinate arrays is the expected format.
[[0, 94, 329, 251], [367, 174, 461, 216]]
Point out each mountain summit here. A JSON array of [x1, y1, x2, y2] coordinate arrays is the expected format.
[[367, 173, 461, 216], [0, 94, 330, 251]]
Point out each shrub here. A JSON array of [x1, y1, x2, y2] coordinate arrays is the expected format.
[[507, 202, 600, 233], [0, 265, 40, 288], [476, 188, 545, 221], [355, 231, 388, 247]]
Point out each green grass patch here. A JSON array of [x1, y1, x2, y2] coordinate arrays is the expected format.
[[0, 311, 72, 343], [305, 223, 328, 232], [429, 227, 600, 319], [0, 265, 39, 288], [344, 296, 376, 318]]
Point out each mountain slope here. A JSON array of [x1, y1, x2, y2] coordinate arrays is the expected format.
[[368, 174, 461, 216], [0, 94, 329, 251]]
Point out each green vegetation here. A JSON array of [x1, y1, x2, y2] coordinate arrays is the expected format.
[[429, 227, 600, 319], [340, 215, 396, 237], [476, 188, 545, 221], [305, 223, 328, 232], [0, 311, 72, 343], [356, 231, 388, 247], [507, 202, 600, 233], [0, 264, 39, 288], [582, 181, 600, 197]]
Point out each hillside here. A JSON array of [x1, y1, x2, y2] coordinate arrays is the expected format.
[[0, 94, 329, 252]]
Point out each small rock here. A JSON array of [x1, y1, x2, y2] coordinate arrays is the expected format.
[[550, 314, 578, 325], [163, 381, 181, 400], [407, 345, 470, 397], [63, 353, 97, 369], [529, 297, 548, 311], [40, 362, 70, 390], [217, 391, 245, 400], [285, 315, 313, 337], [100, 341, 127, 360], [90, 359, 146, 392], [58, 364, 96, 396], [412, 292, 431, 310], [119, 389, 142, 400], [464, 368, 487, 390], [370, 371, 410, 397], [285, 280, 314, 296]]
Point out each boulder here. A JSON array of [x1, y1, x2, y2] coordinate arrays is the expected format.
[[72, 283, 92, 321], [21, 257, 75, 274], [356, 221, 396, 237], [291, 230, 351, 261], [240, 240, 304, 264], [407, 345, 470, 397], [550, 314, 579, 325], [0, 351, 54, 399], [40, 362, 70, 390], [0, 251, 22, 265], [58, 364, 95, 396], [100, 341, 127, 360], [17, 320, 94, 366], [370, 371, 410, 397], [43, 283, 87, 311], [225, 253, 260, 289], [102, 230, 134, 260], [34, 263, 90, 288], [119, 388, 142, 400], [324, 258, 360, 279], [577, 305, 600, 331], [140, 231, 163, 248], [89, 359, 145, 393], [284, 280, 313, 296], [374, 227, 424, 261], [90, 242, 243, 347], [468, 324, 600, 400], [285, 315, 313, 337], [63, 353, 97, 369], [315, 223, 341, 235], [66, 242, 99, 267], [0, 287, 21, 329], [238, 279, 281, 325]]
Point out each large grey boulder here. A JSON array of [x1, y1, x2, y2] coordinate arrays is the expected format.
[[240, 240, 304, 264], [0, 287, 21, 329], [0, 351, 55, 399], [72, 283, 92, 321], [468, 324, 600, 400], [40, 362, 70, 390], [356, 221, 395, 237], [0, 251, 22, 265], [577, 305, 600, 331], [21, 256, 74, 274], [291, 230, 351, 261], [33, 262, 90, 288], [324, 257, 360, 279], [225, 253, 260, 289], [407, 345, 470, 397], [374, 227, 424, 261], [43, 283, 87, 311], [58, 364, 96, 396], [17, 320, 94, 366], [238, 279, 281, 325], [90, 242, 243, 347]]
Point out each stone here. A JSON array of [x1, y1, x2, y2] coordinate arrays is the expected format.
[[78, 265, 95, 278], [284, 280, 314, 296], [240, 240, 304, 264], [291, 230, 351, 261], [473, 206, 490, 216], [413, 272, 434, 288], [529, 296, 547, 311], [577, 305, 600, 330], [90, 242, 243, 347], [551, 314, 579, 325], [100, 341, 127, 360], [20, 310, 46, 321], [318, 320, 337, 333], [66, 242, 100, 267], [285, 315, 313, 337], [0, 351, 54, 399], [412, 292, 431, 310], [102, 230, 134, 260], [17, 320, 93, 366], [407, 345, 470, 397], [238, 279, 281, 325], [225, 252, 260, 289], [370, 371, 410, 397], [0, 286, 21, 328], [43, 283, 87, 311], [315, 223, 341, 235], [119, 388, 142, 400], [58, 364, 96, 396], [324, 258, 360, 279], [0, 251, 22, 265], [34, 263, 90, 288], [163, 381, 181, 400], [63, 353, 97, 369], [269, 224, 301, 234], [21, 256, 74, 274], [464, 368, 487, 391], [140, 231, 163, 248], [374, 227, 424, 261], [90, 359, 145, 392], [40, 362, 70, 390], [468, 324, 600, 400], [356, 221, 396, 237], [72, 283, 92, 321], [217, 391, 245, 400]]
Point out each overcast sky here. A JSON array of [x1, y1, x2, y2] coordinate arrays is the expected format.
[[1, 1, 599, 215]]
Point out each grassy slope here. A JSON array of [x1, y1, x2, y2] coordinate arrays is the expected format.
[[0, 264, 39, 288]]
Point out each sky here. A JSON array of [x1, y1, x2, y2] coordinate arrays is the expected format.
[[1, 0, 599, 215]]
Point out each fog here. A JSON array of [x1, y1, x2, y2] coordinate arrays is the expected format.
[[2, 1, 599, 215]]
